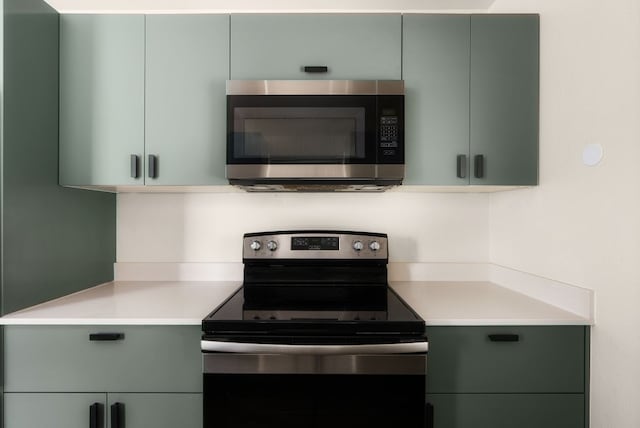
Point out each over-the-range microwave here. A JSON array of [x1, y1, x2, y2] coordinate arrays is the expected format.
[[226, 80, 404, 192]]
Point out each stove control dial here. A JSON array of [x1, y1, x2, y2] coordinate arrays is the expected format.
[[352, 240, 364, 251], [369, 241, 381, 252], [250, 240, 262, 251], [266, 240, 278, 251]]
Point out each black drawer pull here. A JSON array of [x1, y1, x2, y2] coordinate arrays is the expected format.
[[303, 66, 329, 73], [130, 154, 139, 178], [425, 402, 434, 428], [111, 402, 125, 428], [90, 402, 103, 428], [148, 154, 158, 179], [474, 154, 484, 178], [456, 154, 467, 178], [89, 333, 125, 341], [488, 334, 520, 342]]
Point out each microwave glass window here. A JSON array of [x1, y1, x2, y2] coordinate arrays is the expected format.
[[233, 107, 366, 161]]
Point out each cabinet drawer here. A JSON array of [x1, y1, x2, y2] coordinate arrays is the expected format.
[[427, 393, 585, 428], [230, 14, 401, 80], [4, 393, 107, 428], [4, 325, 202, 392], [425, 326, 586, 393]]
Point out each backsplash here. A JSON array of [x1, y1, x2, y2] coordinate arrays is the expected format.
[[117, 191, 489, 263]]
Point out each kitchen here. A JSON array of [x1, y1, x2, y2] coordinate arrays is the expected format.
[[1, 0, 639, 427]]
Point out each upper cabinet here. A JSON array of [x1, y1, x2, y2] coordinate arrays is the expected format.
[[60, 14, 229, 187], [58, 13, 538, 190], [145, 15, 229, 186], [403, 15, 471, 185], [470, 15, 539, 185], [230, 14, 402, 80], [403, 14, 539, 186], [59, 15, 144, 186]]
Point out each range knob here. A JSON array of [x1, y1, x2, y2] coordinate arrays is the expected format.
[[266, 240, 278, 251], [250, 240, 261, 251], [353, 240, 364, 251], [369, 241, 381, 252]]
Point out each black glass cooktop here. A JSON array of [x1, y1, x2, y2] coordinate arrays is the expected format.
[[202, 286, 425, 339]]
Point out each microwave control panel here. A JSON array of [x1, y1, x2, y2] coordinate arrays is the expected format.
[[379, 116, 399, 148], [377, 97, 403, 163]]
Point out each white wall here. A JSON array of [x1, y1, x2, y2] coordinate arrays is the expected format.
[[117, 192, 489, 263], [488, 0, 640, 426]]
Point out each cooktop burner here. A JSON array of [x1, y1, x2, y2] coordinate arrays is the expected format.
[[202, 286, 423, 337]]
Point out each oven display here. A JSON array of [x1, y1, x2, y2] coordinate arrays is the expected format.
[[291, 236, 339, 251]]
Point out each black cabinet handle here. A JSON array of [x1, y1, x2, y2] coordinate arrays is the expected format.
[[488, 334, 520, 342], [111, 402, 125, 428], [89, 333, 125, 341], [130, 155, 140, 179], [90, 402, 103, 428], [456, 154, 467, 179], [474, 154, 484, 179], [303, 66, 329, 73], [148, 154, 158, 179], [425, 402, 434, 428]]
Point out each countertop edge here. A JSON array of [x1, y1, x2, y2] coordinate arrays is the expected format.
[[0, 280, 592, 326]]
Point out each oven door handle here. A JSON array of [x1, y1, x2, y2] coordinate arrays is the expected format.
[[201, 340, 428, 354]]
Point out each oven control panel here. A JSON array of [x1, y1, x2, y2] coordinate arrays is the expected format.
[[243, 231, 388, 260]]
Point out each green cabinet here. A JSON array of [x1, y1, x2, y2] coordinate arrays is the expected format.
[[4, 393, 201, 428], [3, 325, 203, 427], [469, 14, 539, 185], [59, 15, 145, 186], [403, 15, 470, 185], [4, 393, 107, 428], [425, 326, 589, 428], [230, 14, 401, 80], [145, 15, 229, 185], [60, 14, 230, 187], [4, 325, 202, 392], [427, 394, 585, 428], [403, 14, 539, 186]]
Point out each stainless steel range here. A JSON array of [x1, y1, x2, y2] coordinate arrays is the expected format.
[[201, 231, 428, 428]]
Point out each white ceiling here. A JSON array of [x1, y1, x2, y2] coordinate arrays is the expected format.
[[43, 0, 495, 13]]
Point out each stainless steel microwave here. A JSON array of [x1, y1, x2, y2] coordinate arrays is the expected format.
[[226, 80, 404, 191]]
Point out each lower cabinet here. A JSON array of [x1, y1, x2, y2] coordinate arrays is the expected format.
[[426, 393, 584, 428], [425, 326, 589, 428], [4, 393, 202, 428], [4, 393, 105, 428], [3, 325, 203, 428]]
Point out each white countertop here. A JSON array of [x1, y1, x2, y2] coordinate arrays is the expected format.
[[0, 281, 241, 325], [0, 280, 590, 326], [391, 281, 589, 325]]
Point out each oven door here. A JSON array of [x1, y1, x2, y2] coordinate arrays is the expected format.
[[202, 341, 427, 428]]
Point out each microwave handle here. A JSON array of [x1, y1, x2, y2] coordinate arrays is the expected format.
[[303, 66, 329, 73]]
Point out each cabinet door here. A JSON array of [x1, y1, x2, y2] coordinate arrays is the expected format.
[[403, 15, 470, 185], [4, 325, 202, 393], [4, 393, 107, 428], [145, 15, 229, 185], [425, 326, 585, 393], [107, 393, 202, 428], [59, 15, 145, 186], [231, 14, 401, 80], [470, 14, 539, 185], [427, 393, 585, 428]]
